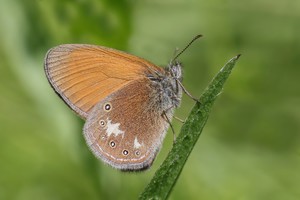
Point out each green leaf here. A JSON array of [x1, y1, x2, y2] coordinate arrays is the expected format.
[[139, 54, 241, 200]]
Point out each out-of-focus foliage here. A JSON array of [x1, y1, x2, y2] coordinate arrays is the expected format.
[[0, 0, 299, 200]]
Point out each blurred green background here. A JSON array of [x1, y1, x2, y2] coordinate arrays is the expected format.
[[1, 0, 299, 199]]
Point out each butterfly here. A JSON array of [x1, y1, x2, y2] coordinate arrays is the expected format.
[[44, 35, 201, 171]]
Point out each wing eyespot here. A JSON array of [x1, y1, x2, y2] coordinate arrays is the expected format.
[[110, 141, 116, 148], [100, 135, 107, 140], [99, 119, 106, 127], [135, 150, 140, 156], [122, 150, 129, 156], [103, 103, 112, 112]]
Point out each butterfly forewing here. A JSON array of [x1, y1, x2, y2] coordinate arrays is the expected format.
[[44, 44, 163, 119], [83, 79, 170, 171]]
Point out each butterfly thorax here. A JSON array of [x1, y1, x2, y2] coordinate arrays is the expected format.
[[147, 61, 183, 114]]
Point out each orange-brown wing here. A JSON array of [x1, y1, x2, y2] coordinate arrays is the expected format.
[[83, 79, 171, 171], [44, 44, 163, 119]]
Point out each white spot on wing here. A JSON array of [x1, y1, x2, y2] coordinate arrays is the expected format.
[[105, 119, 124, 137], [134, 137, 142, 149]]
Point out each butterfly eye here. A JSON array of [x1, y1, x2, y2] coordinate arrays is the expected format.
[[99, 120, 106, 127], [122, 150, 129, 156], [110, 141, 116, 148]]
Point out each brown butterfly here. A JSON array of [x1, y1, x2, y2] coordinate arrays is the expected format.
[[44, 35, 201, 171]]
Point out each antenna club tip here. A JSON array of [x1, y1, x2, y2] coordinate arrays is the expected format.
[[195, 34, 203, 38]]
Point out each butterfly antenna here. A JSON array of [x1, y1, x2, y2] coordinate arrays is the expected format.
[[171, 34, 203, 63]]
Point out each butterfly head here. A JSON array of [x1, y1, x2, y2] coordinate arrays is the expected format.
[[167, 60, 183, 82], [146, 61, 183, 111]]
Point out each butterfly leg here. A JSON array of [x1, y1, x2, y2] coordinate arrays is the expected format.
[[176, 80, 200, 103], [174, 116, 185, 123], [163, 104, 185, 124], [162, 111, 176, 143]]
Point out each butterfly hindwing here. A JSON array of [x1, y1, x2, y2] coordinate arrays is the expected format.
[[83, 79, 170, 171]]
